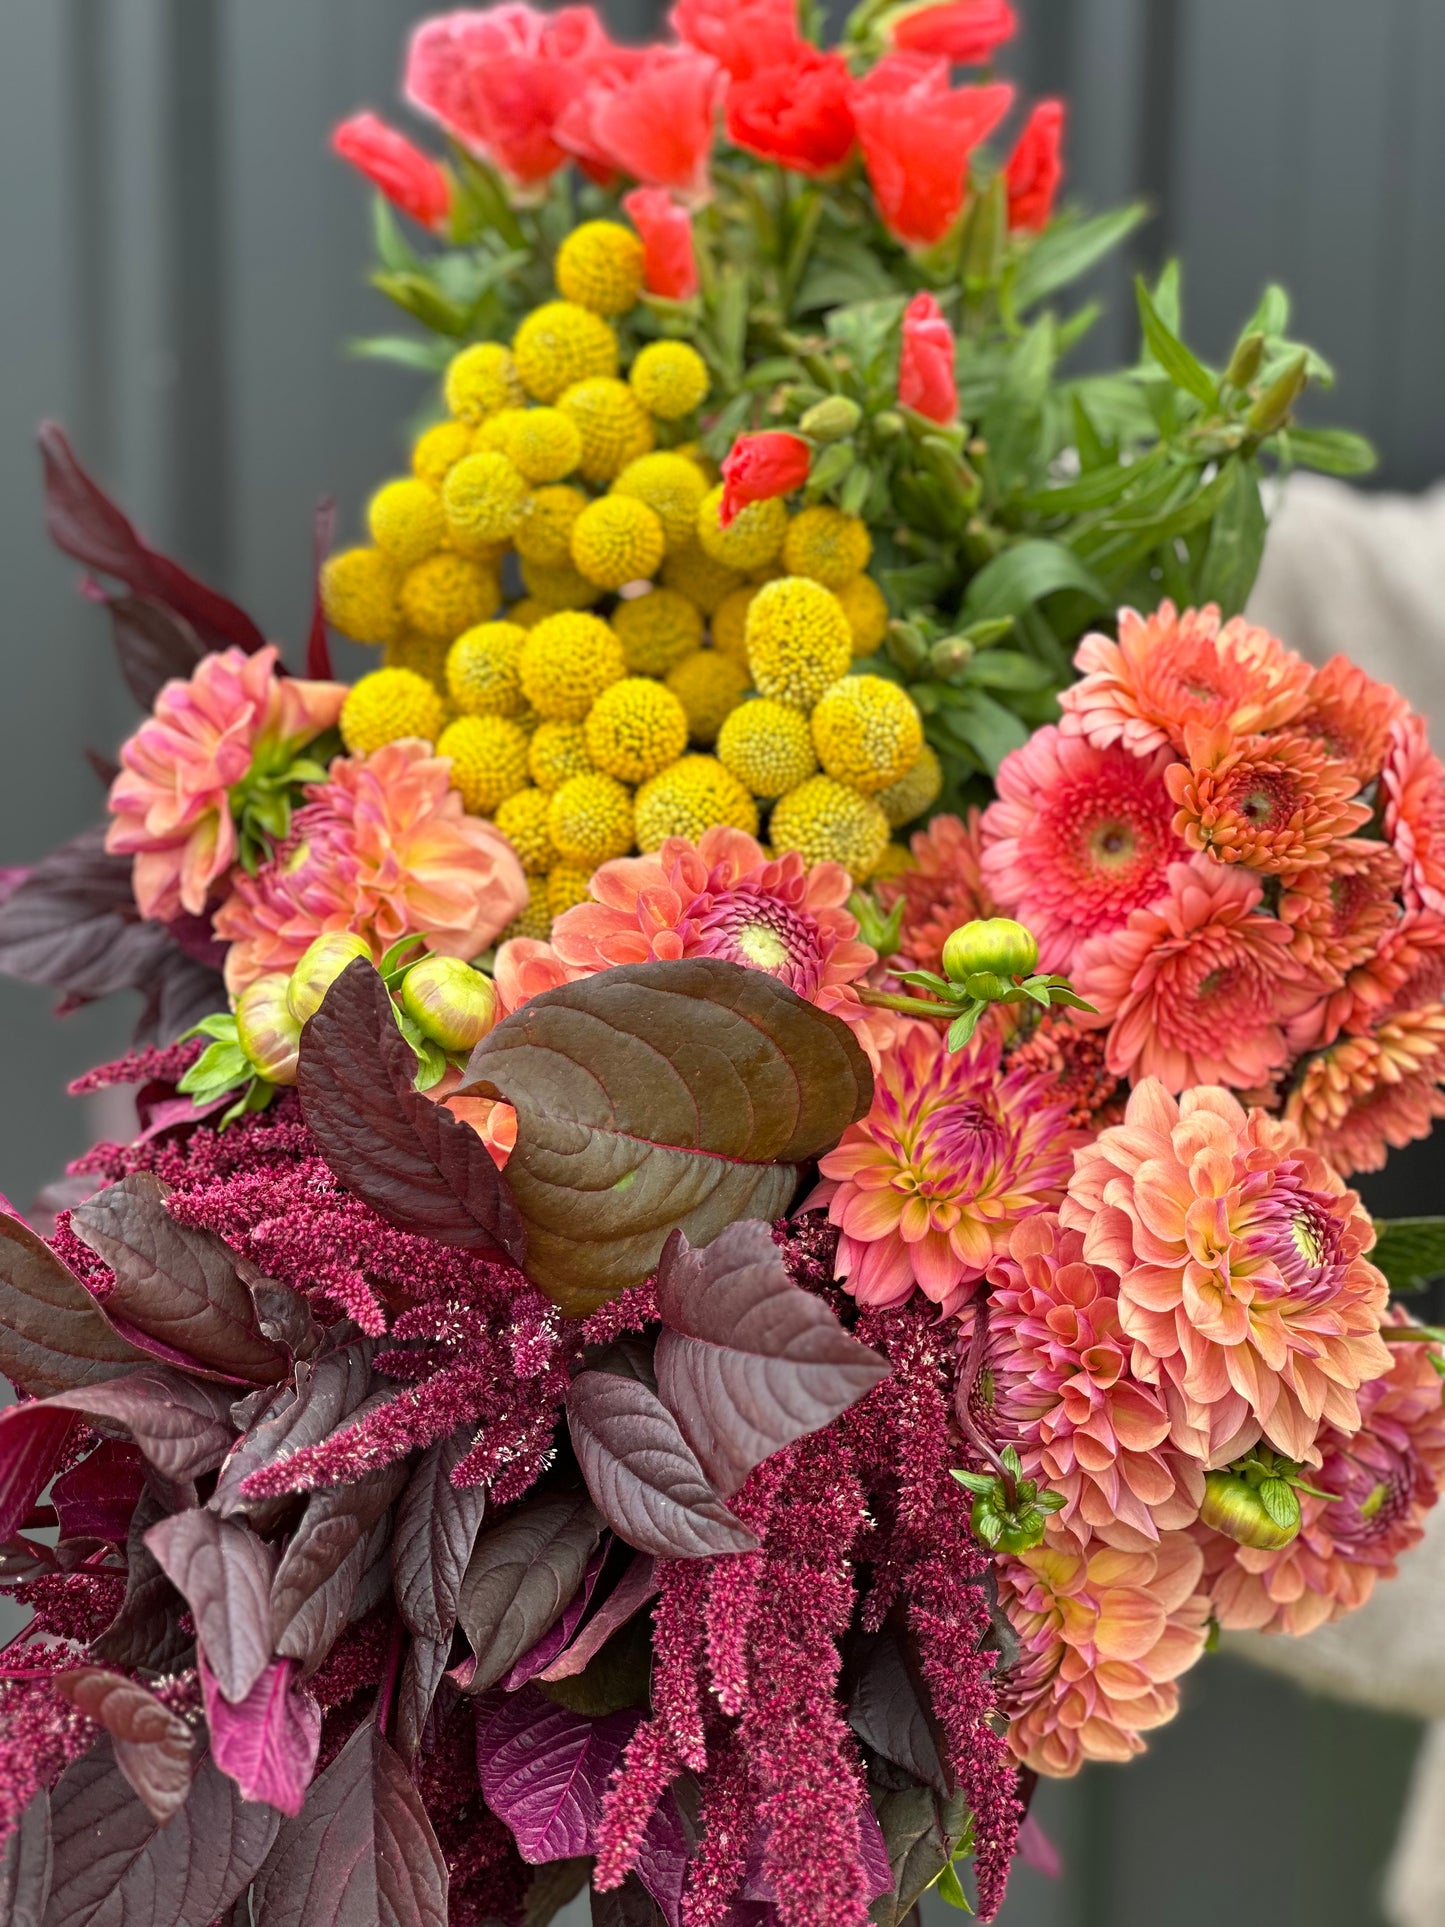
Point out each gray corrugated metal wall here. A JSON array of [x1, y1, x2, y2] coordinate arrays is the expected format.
[[0, 5, 1437, 1923]]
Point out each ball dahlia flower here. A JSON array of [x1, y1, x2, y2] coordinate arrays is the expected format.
[[874, 809, 993, 977], [1063, 1081, 1392, 1466], [1383, 711, 1445, 917], [214, 740, 527, 994], [1285, 1004, 1445, 1175], [1058, 602, 1312, 759], [1165, 724, 1371, 874], [981, 727, 1184, 973], [809, 1019, 1079, 1315], [106, 644, 345, 923], [1292, 653, 1406, 789], [1000, 1528, 1210, 1776]]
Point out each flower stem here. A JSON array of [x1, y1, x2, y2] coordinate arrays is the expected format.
[[854, 987, 953, 1019]]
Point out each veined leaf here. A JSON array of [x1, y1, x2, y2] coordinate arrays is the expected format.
[[1194, 458, 1267, 618], [1135, 276, 1217, 407], [53, 1671, 194, 1824], [1285, 426, 1378, 477], [0, 1206, 153, 1399], [475, 1687, 643, 1866], [1371, 1218, 1445, 1294], [145, 1509, 277, 1704], [458, 1494, 604, 1694], [391, 1425, 488, 1642], [962, 540, 1110, 624]]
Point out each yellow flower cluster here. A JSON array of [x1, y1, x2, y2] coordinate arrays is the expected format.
[[321, 218, 934, 933]]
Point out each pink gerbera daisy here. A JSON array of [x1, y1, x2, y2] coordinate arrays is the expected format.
[[1383, 711, 1445, 916], [1278, 837, 1403, 985]]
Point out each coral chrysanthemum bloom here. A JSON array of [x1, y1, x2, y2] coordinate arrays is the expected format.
[[1288, 905, 1445, 1053], [214, 740, 527, 994], [1285, 1005, 1445, 1175], [875, 810, 994, 976], [1063, 1081, 1393, 1466], [1074, 857, 1317, 1093], [981, 727, 1184, 973], [985, 1217, 1203, 1550], [1000, 1529, 1210, 1776], [107, 644, 345, 923], [1165, 724, 1371, 874], [1001, 1012, 1123, 1130], [1058, 602, 1312, 759], [1203, 1318, 1445, 1635], [810, 1019, 1079, 1314], [1383, 711, 1445, 917], [1292, 654, 1406, 789], [1278, 837, 1404, 986]]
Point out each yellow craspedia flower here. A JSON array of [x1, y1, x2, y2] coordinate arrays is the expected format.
[[320, 547, 402, 647], [445, 341, 525, 424], [835, 572, 890, 657], [584, 678, 689, 784], [504, 881, 554, 943], [504, 407, 583, 484], [666, 649, 749, 745], [870, 841, 916, 881], [555, 221, 645, 317], [770, 775, 889, 881], [547, 866, 594, 918], [340, 668, 445, 756], [383, 631, 450, 689], [782, 506, 873, 590], [660, 543, 744, 615], [876, 743, 943, 828], [442, 451, 532, 547], [634, 756, 759, 851], [366, 477, 446, 569], [629, 341, 710, 421], [508, 598, 550, 629], [399, 552, 501, 640], [810, 675, 924, 794], [612, 588, 703, 676], [437, 715, 531, 814], [697, 485, 788, 573], [519, 555, 605, 612], [710, 585, 758, 667], [745, 576, 851, 710], [559, 378, 655, 483], [494, 787, 558, 874], [717, 698, 818, 799], [471, 408, 528, 456], [519, 611, 626, 722], [514, 301, 619, 404], [611, 452, 709, 553], [548, 772, 634, 867], [446, 621, 528, 718], [570, 497, 666, 591], [412, 419, 473, 488], [529, 719, 593, 791], [513, 484, 588, 567]]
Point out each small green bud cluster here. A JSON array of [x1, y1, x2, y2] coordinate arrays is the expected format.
[[954, 1447, 1066, 1555]]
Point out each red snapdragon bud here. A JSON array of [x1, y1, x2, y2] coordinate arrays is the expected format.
[[622, 188, 700, 301], [331, 113, 450, 231], [1006, 100, 1067, 233], [725, 46, 857, 179], [899, 292, 958, 424], [718, 433, 812, 528], [850, 56, 1014, 248], [886, 0, 1019, 64]]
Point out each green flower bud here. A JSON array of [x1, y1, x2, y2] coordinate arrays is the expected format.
[[942, 918, 1039, 984], [235, 974, 303, 1087], [928, 635, 975, 682], [872, 410, 905, 442], [804, 440, 856, 499], [799, 396, 863, 443], [286, 931, 375, 1025], [400, 956, 498, 1053], [887, 620, 931, 676], [1246, 349, 1309, 437], [1200, 1470, 1301, 1551], [1224, 329, 1266, 391]]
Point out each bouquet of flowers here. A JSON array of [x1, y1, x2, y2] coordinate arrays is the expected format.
[[0, 5, 1439, 1926]]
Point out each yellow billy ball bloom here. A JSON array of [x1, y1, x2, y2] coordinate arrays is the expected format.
[[366, 477, 446, 569], [513, 484, 589, 567], [745, 576, 852, 709], [660, 542, 744, 615], [634, 756, 759, 851], [383, 631, 450, 689], [611, 452, 709, 552], [399, 553, 500, 641], [504, 407, 584, 484], [710, 585, 759, 667], [875, 743, 943, 828], [547, 865, 594, 918], [717, 698, 818, 799], [781, 505, 873, 590], [612, 588, 703, 676], [442, 451, 532, 547], [555, 220, 646, 317], [519, 612, 626, 721], [770, 775, 890, 881], [548, 772, 635, 867], [697, 484, 788, 572], [835, 572, 890, 657], [529, 719, 594, 792], [666, 649, 749, 745], [629, 340, 710, 421], [493, 786, 559, 874], [514, 300, 619, 403], [437, 715, 532, 814], [559, 378, 655, 483], [810, 674, 925, 794], [444, 341, 525, 423], [320, 547, 402, 647], [412, 419, 474, 488], [584, 678, 689, 784], [471, 408, 527, 455], [446, 621, 528, 718], [508, 598, 550, 629], [519, 554, 605, 611], [570, 496, 666, 590], [504, 882, 554, 942], [340, 668, 445, 756]]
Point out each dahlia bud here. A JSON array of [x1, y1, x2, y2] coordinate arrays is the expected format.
[[400, 956, 498, 1053], [799, 396, 863, 443], [236, 974, 303, 1087], [942, 918, 1039, 984], [1200, 1470, 1301, 1551], [286, 931, 375, 1024]]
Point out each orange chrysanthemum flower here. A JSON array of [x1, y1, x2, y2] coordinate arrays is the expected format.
[[1278, 837, 1404, 984], [1383, 711, 1445, 917], [1288, 906, 1445, 1053], [1285, 1004, 1445, 1175], [1058, 602, 1313, 759], [1165, 725, 1371, 874], [1292, 654, 1406, 789], [875, 809, 994, 976], [1001, 1011, 1124, 1130]]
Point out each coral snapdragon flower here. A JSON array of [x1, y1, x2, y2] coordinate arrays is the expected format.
[[725, 46, 856, 179], [718, 433, 812, 528], [886, 0, 1019, 63], [1004, 100, 1065, 233], [670, 0, 802, 82], [331, 114, 449, 231], [557, 46, 725, 201], [1165, 724, 1371, 874], [897, 293, 958, 425], [850, 56, 1014, 247], [622, 188, 699, 301]]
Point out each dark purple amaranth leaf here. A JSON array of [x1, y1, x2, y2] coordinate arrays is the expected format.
[[199, 1652, 320, 1817], [391, 1425, 488, 1643], [654, 1221, 889, 1498], [524, 1859, 592, 1925], [144, 1509, 277, 1703], [0, 827, 171, 1006], [476, 1686, 642, 1864], [93, 1486, 194, 1672], [457, 1493, 604, 1694], [45, 1741, 280, 1927], [70, 1175, 289, 1386], [40, 422, 267, 654], [216, 1339, 373, 1526], [565, 1363, 755, 1561], [135, 947, 229, 1048], [460, 958, 873, 1318], [270, 1462, 407, 1674], [0, 1404, 76, 1543], [867, 1785, 970, 1927], [102, 593, 208, 711], [46, 1369, 237, 1482], [0, 1787, 51, 1927], [394, 1636, 452, 1769], [306, 500, 336, 681], [848, 1618, 948, 1797], [53, 1669, 194, 1823], [503, 1541, 608, 1691], [250, 1721, 447, 1927], [591, 1878, 664, 1926], [298, 959, 523, 1260], [52, 1440, 146, 1542], [0, 1206, 151, 1398], [633, 1788, 690, 1927], [539, 1554, 658, 1684]]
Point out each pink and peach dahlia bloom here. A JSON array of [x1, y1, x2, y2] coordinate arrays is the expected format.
[[1383, 711, 1445, 917]]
